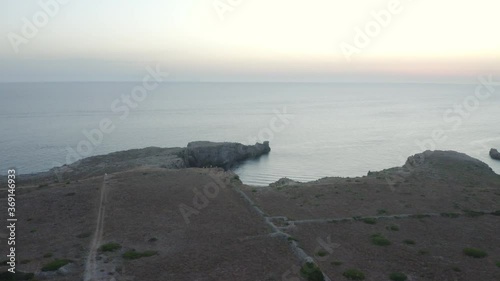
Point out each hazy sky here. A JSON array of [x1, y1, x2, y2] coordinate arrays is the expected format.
[[1, 0, 499, 82]]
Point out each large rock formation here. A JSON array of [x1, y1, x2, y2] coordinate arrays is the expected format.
[[491, 148, 500, 160], [185, 141, 270, 169], [16, 141, 270, 184]]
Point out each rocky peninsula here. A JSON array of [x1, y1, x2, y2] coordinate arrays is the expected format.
[[16, 141, 270, 185], [1, 143, 499, 281]]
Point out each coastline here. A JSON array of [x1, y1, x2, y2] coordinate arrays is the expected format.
[[2, 142, 499, 280]]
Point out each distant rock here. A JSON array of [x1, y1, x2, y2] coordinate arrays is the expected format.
[[490, 148, 500, 160], [185, 141, 270, 169]]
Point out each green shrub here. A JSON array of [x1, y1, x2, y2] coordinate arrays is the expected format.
[[389, 272, 407, 281], [463, 210, 485, 217], [331, 261, 343, 266], [412, 214, 430, 219], [77, 232, 92, 238], [403, 239, 415, 245], [440, 212, 460, 218], [463, 248, 487, 258], [377, 209, 387, 215], [387, 224, 399, 231], [122, 250, 158, 260], [495, 261, 500, 268], [41, 259, 71, 271], [343, 268, 365, 280], [300, 262, 324, 281], [99, 242, 121, 252], [371, 234, 391, 246], [363, 218, 377, 224], [43, 253, 53, 258], [316, 250, 328, 257]]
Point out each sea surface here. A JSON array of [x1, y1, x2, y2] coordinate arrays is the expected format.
[[1, 82, 499, 185]]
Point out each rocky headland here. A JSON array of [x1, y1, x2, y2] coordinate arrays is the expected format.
[[16, 141, 270, 185], [184, 140, 270, 169]]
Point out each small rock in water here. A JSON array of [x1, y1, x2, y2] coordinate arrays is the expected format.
[[490, 148, 500, 160]]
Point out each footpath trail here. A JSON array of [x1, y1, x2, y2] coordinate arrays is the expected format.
[[83, 174, 109, 281]]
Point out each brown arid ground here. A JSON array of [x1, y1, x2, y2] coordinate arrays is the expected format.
[[241, 151, 500, 281], [0, 150, 499, 281], [0, 168, 299, 281]]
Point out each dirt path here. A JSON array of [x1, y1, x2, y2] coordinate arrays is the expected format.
[[83, 174, 109, 281]]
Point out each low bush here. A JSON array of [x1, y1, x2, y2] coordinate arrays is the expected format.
[[122, 250, 158, 260], [300, 262, 324, 281], [387, 224, 399, 231], [99, 242, 121, 252], [362, 218, 377, 224], [41, 259, 71, 271], [389, 272, 407, 281], [371, 233, 391, 246], [343, 268, 365, 280], [316, 250, 328, 257], [463, 248, 487, 258]]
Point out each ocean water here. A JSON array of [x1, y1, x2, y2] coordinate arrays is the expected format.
[[1, 82, 499, 185]]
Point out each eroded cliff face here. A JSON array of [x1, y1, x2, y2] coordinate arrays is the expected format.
[[184, 141, 270, 169], [490, 148, 500, 160]]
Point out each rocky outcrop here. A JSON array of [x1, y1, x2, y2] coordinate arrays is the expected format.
[[397, 150, 499, 184], [185, 141, 270, 169], [17, 142, 270, 184], [491, 148, 500, 160]]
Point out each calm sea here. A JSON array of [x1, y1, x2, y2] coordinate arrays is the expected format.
[[1, 82, 499, 185]]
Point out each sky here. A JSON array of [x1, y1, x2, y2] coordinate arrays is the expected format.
[[1, 0, 499, 82]]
